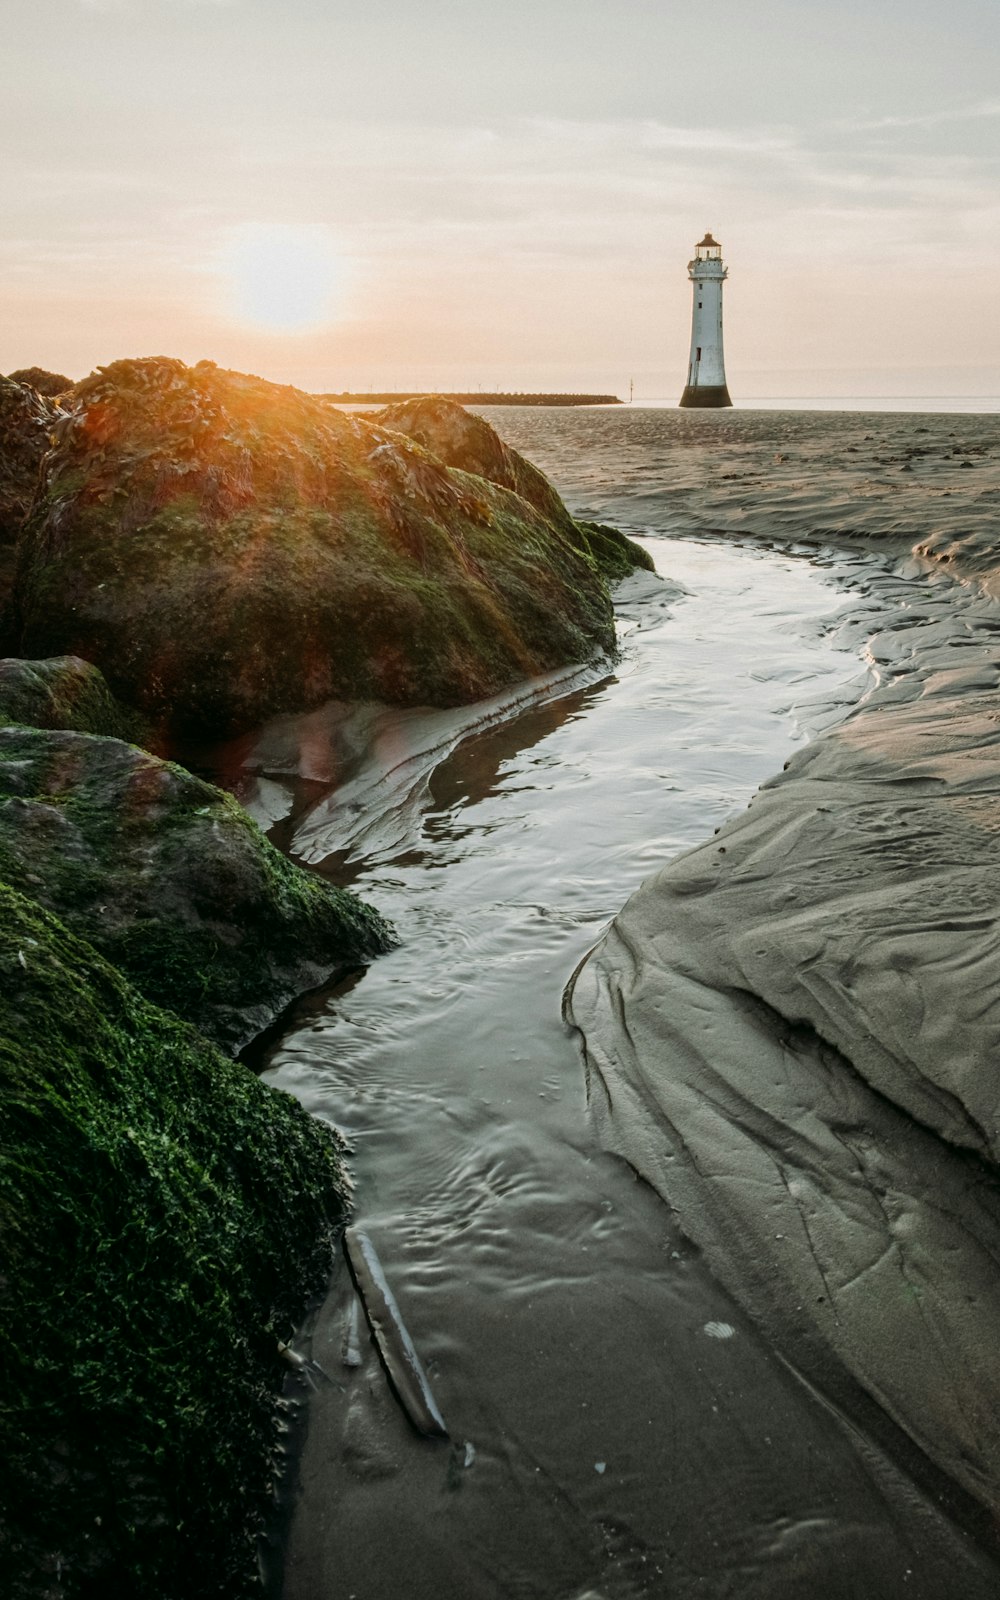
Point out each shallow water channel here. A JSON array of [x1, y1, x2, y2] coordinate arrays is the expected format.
[[203, 534, 996, 1599]]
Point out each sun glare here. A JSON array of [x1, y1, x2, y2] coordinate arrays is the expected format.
[[218, 223, 346, 333]]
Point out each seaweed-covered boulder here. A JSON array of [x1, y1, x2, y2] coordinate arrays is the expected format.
[[0, 377, 58, 628], [0, 881, 348, 1598], [0, 654, 144, 741], [378, 395, 654, 582], [377, 395, 586, 533], [6, 366, 73, 398], [13, 358, 625, 734], [0, 725, 392, 1052]]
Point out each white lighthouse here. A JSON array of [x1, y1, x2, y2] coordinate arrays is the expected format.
[[679, 231, 732, 409]]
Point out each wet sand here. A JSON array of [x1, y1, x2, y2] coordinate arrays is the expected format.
[[195, 407, 1000, 1597], [533, 409, 1000, 1560], [570, 597, 1000, 1519], [487, 405, 999, 573]]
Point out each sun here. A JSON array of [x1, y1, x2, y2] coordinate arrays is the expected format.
[[218, 223, 346, 334]]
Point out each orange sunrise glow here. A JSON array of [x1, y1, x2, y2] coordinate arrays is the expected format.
[[3, 2, 998, 398]]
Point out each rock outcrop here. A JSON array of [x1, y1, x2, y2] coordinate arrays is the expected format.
[[11, 359, 643, 735], [0, 882, 350, 1599], [0, 723, 392, 1052], [0, 378, 58, 632], [378, 395, 584, 533], [0, 675, 393, 1593], [0, 654, 144, 741], [6, 366, 74, 398], [378, 395, 654, 583], [0, 361, 659, 1598]]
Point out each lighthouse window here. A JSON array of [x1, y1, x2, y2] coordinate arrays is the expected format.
[[696, 346, 702, 360]]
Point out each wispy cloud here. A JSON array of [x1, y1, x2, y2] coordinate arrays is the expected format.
[[840, 99, 1000, 132], [516, 117, 796, 157], [73, 0, 238, 12]]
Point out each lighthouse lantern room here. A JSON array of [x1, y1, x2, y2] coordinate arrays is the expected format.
[[679, 231, 733, 409]]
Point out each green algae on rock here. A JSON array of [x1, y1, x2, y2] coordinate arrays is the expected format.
[[13, 359, 635, 734], [0, 881, 349, 1599], [376, 395, 654, 583], [5, 367, 74, 398], [0, 655, 145, 742], [0, 381, 57, 530], [574, 518, 655, 583], [0, 377, 59, 635], [0, 724, 393, 1052]]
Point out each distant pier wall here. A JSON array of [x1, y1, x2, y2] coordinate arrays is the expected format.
[[320, 391, 622, 407]]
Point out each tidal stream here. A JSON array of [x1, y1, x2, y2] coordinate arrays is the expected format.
[[202, 526, 996, 1596]]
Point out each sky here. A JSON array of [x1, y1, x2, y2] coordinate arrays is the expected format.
[[3, 0, 1000, 398]]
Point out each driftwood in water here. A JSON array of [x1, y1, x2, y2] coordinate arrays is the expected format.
[[342, 1295, 363, 1369], [343, 1226, 448, 1439]]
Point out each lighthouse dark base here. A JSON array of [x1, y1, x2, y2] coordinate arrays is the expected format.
[[679, 383, 732, 409]]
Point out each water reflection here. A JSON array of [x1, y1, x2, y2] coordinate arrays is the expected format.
[[421, 683, 609, 830]]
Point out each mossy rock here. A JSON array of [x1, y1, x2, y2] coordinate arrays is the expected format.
[[377, 394, 583, 534], [5, 367, 74, 398], [0, 379, 56, 539], [13, 359, 624, 734], [0, 724, 393, 1052], [0, 378, 59, 638], [377, 396, 653, 582], [575, 519, 655, 582], [0, 655, 146, 741], [0, 881, 348, 1598]]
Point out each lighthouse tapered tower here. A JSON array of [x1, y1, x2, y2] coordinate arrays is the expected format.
[[679, 231, 732, 409]]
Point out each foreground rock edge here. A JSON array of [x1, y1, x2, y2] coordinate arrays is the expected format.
[[0, 716, 393, 1053], [0, 654, 145, 743], [0, 882, 350, 1599], [0, 659, 394, 1594]]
